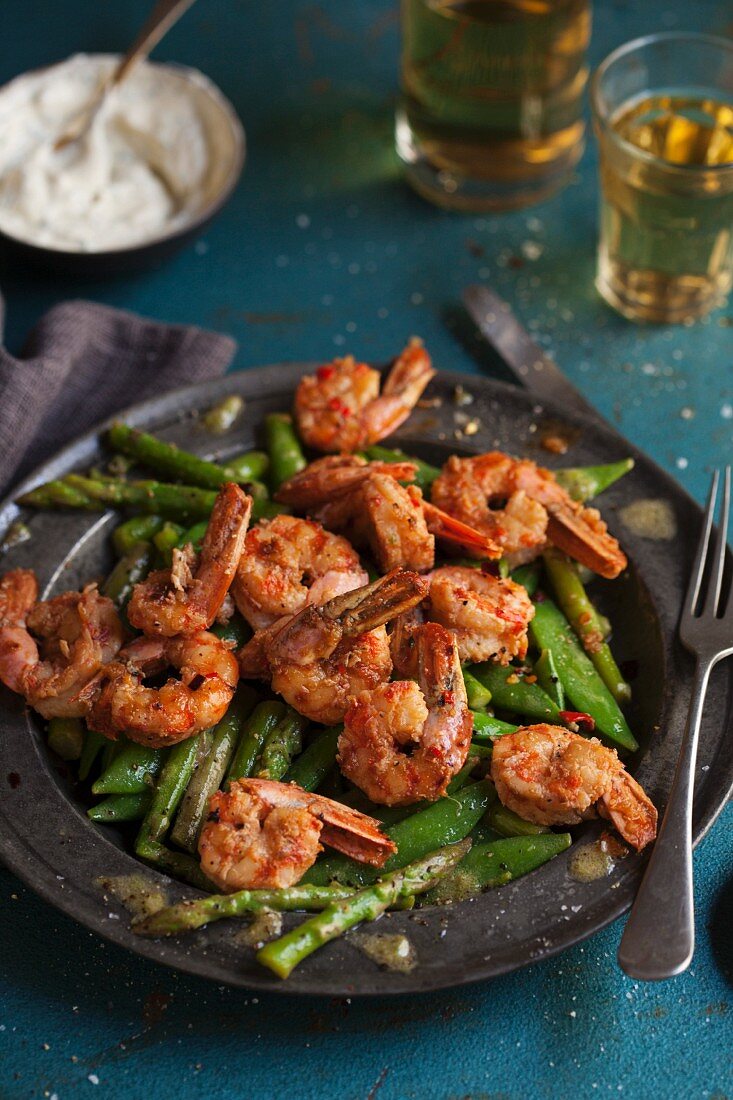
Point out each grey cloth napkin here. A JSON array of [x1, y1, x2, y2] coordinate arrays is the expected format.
[[0, 298, 236, 495]]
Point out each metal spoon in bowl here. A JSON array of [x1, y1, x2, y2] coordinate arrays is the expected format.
[[54, 0, 197, 152]]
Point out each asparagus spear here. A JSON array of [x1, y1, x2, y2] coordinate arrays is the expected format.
[[256, 839, 471, 978], [133, 882, 356, 937], [107, 423, 268, 490]]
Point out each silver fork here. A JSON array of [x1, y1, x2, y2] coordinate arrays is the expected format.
[[618, 467, 733, 980]]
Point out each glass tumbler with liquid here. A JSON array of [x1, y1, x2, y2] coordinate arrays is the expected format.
[[396, 0, 591, 211], [592, 33, 733, 324]]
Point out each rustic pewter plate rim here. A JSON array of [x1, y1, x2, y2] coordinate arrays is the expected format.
[[0, 363, 731, 997]]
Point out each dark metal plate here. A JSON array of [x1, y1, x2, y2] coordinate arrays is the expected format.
[[0, 365, 730, 996]]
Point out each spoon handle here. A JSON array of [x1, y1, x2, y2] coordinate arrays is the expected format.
[[114, 0, 199, 84]]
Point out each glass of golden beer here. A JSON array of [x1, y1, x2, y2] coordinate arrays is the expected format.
[[395, 0, 591, 211], [591, 33, 733, 324]]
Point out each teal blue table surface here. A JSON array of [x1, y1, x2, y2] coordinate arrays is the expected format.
[[1, 1, 731, 1096]]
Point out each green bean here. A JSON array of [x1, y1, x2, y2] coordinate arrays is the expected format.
[[226, 701, 286, 784], [47, 717, 84, 761], [303, 779, 494, 888], [362, 445, 441, 493], [112, 515, 165, 556], [284, 726, 341, 791], [542, 550, 631, 706], [136, 736, 203, 855], [535, 648, 565, 709], [133, 882, 356, 936], [108, 423, 265, 490], [257, 839, 471, 979], [257, 709, 309, 781], [485, 802, 550, 837], [88, 791, 151, 823], [265, 413, 307, 488], [462, 667, 492, 710], [468, 664, 561, 723], [102, 542, 153, 610], [92, 743, 165, 795], [471, 712, 518, 741], [171, 687, 258, 853], [78, 729, 106, 782], [423, 833, 572, 904], [530, 599, 638, 752], [555, 459, 634, 503]]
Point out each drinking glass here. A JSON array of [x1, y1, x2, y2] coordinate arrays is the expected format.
[[591, 33, 733, 324], [396, 0, 591, 212]]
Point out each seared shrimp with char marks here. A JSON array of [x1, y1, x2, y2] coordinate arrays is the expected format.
[[339, 622, 473, 806], [0, 570, 125, 717], [427, 565, 535, 665], [431, 452, 627, 578], [278, 457, 499, 574], [199, 777, 396, 891], [491, 724, 657, 850], [294, 338, 435, 453], [231, 514, 366, 630], [128, 483, 251, 637], [88, 631, 239, 747], [238, 569, 429, 725]]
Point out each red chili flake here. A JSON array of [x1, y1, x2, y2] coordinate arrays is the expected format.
[[559, 710, 596, 732], [317, 364, 336, 381]]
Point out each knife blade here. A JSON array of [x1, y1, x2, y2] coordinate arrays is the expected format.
[[462, 285, 607, 428]]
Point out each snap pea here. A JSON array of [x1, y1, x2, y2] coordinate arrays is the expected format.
[[485, 802, 550, 837], [210, 614, 251, 648], [468, 664, 561, 723], [462, 667, 492, 710], [112, 515, 165, 556], [303, 779, 495, 888], [137, 839, 215, 892], [362, 445, 441, 494], [530, 599, 638, 752], [47, 717, 84, 761], [224, 450, 270, 482], [256, 709, 309, 781], [88, 791, 151, 823], [92, 743, 165, 796], [471, 713, 518, 741], [257, 840, 471, 979], [554, 459, 634, 503], [78, 729, 107, 782], [535, 648, 565, 709], [226, 701, 287, 784], [102, 542, 153, 610], [510, 563, 541, 597], [542, 550, 631, 706], [170, 687, 258, 853], [422, 832, 572, 904], [265, 413, 307, 489], [135, 736, 203, 856], [284, 726, 341, 792]]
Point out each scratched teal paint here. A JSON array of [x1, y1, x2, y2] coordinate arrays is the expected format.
[[0, 1, 732, 1097]]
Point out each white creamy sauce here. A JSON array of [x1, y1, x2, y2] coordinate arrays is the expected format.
[[0, 54, 238, 251]]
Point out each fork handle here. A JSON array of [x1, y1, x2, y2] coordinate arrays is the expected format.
[[617, 656, 713, 980]]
